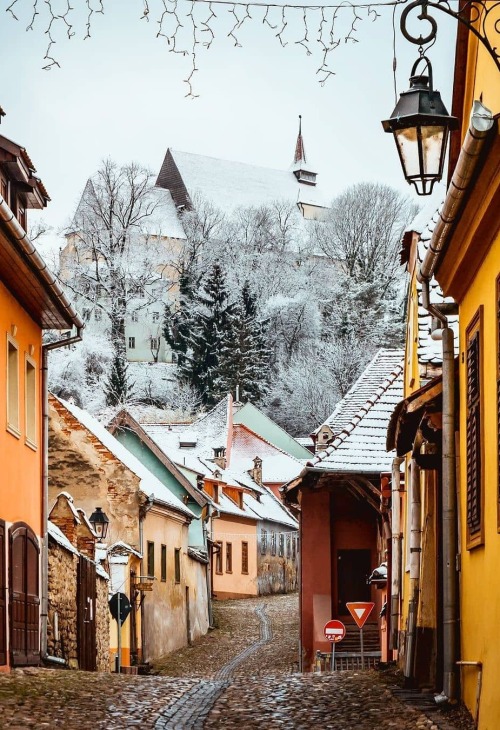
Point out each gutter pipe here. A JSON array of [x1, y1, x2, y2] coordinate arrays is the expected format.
[[404, 458, 422, 682], [0, 193, 85, 664], [41, 330, 84, 661], [390, 456, 404, 652], [417, 101, 494, 701]]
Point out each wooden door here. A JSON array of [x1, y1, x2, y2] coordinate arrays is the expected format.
[[77, 556, 97, 671], [337, 549, 372, 616], [9, 523, 40, 666], [0, 521, 6, 666]]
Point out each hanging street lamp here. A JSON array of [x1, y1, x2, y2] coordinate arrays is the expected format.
[[89, 506, 110, 540], [382, 56, 459, 195]]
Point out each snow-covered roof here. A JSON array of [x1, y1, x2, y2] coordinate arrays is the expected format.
[[243, 489, 298, 529], [311, 353, 404, 474], [52, 396, 196, 520], [317, 349, 405, 438], [233, 402, 312, 460], [163, 149, 328, 215], [148, 186, 186, 240], [108, 540, 143, 559], [416, 206, 459, 366]]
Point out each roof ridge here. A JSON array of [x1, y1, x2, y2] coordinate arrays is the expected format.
[[312, 360, 404, 465]]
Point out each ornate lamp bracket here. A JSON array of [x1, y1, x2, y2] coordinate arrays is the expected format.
[[401, 0, 500, 73]]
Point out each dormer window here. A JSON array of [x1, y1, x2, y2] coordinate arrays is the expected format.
[[213, 484, 219, 503], [294, 169, 317, 186]]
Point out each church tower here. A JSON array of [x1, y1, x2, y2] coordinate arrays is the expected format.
[[290, 116, 317, 186]]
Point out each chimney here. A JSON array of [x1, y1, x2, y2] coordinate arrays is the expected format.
[[251, 456, 263, 486], [213, 446, 226, 470]]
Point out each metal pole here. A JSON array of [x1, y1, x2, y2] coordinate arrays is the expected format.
[[331, 642, 335, 672], [360, 628, 364, 669], [117, 592, 121, 674]]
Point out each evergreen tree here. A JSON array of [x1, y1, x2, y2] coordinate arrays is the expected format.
[[105, 355, 134, 406], [179, 263, 233, 405], [214, 282, 271, 403], [163, 269, 195, 369]]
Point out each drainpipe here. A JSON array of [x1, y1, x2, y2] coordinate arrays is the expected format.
[[416, 101, 494, 702], [404, 458, 422, 682], [41, 328, 84, 661], [390, 456, 404, 652]]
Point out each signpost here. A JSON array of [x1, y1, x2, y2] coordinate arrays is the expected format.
[[324, 619, 346, 672], [346, 602, 375, 669]]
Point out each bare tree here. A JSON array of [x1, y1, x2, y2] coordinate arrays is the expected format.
[[314, 182, 418, 290], [59, 159, 167, 403]]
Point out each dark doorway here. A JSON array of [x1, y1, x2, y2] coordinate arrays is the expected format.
[[0, 521, 6, 666], [337, 549, 371, 616], [9, 523, 40, 666], [77, 556, 97, 671]]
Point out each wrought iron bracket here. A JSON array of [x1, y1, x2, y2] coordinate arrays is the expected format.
[[401, 0, 500, 73]]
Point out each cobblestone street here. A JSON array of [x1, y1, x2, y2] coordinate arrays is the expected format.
[[0, 594, 473, 729]]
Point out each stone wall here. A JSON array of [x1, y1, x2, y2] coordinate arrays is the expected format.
[[96, 575, 110, 672], [47, 537, 110, 671], [47, 539, 79, 667]]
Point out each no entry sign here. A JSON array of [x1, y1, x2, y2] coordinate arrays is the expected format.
[[324, 619, 346, 643], [346, 602, 375, 629]]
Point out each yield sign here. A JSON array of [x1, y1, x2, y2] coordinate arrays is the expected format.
[[346, 602, 375, 629]]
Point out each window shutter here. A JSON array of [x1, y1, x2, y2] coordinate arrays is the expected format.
[[466, 329, 481, 536]]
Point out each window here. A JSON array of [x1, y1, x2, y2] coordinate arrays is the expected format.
[[151, 337, 160, 350], [7, 337, 19, 436], [152, 311, 159, 323], [271, 532, 276, 556], [18, 206, 26, 231], [174, 548, 181, 583], [94, 308, 102, 321], [131, 311, 139, 323], [260, 530, 267, 555], [161, 544, 167, 582], [215, 541, 223, 574], [242, 542, 248, 574], [83, 308, 91, 323], [466, 308, 484, 548], [25, 357, 36, 447], [128, 337, 136, 349], [286, 534, 291, 559], [147, 541, 155, 578], [279, 533, 284, 557], [292, 535, 296, 560], [226, 542, 232, 573]]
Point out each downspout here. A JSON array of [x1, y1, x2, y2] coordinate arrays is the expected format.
[[404, 457, 422, 682], [41, 327, 84, 662], [390, 456, 404, 652], [417, 101, 494, 701]]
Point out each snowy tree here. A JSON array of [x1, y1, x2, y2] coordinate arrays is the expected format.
[[213, 282, 271, 402], [178, 263, 234, 405], [58, 159, 168, 403], [313, 182, 417, 290]]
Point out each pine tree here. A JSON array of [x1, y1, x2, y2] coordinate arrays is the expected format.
[[163, 269, 195, 369], [214, 282, 271, 403], [179, 263, 233, 405], [105, 355, 134, 406]]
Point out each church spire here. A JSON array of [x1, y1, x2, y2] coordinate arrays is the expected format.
[[294, 115, 306, 165], [291, 116, 317, 186]]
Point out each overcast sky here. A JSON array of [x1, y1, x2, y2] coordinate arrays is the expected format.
[[0, 0, 457, 246]]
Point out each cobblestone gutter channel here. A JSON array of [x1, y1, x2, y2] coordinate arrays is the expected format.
[[154, 604, 273, 730]]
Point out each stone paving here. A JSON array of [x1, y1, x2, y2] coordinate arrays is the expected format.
[[0, 594, 474, 729]]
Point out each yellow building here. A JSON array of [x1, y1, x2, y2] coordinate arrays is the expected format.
[[388, 7, 500, 727]]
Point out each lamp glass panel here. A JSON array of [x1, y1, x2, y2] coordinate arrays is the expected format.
[[421, 125, 446, 176], [394, 127, 421, 179]]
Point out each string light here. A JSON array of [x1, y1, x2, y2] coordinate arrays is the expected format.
[[5, 0, 406, 96]]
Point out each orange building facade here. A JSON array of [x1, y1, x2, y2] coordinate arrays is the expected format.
[[0, 118, 82, 670]]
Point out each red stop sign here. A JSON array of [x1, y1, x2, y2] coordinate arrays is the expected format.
[[324, 619, 346, 643]]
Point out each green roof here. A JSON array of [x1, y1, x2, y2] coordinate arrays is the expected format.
[[233, 403, 311, 460]]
